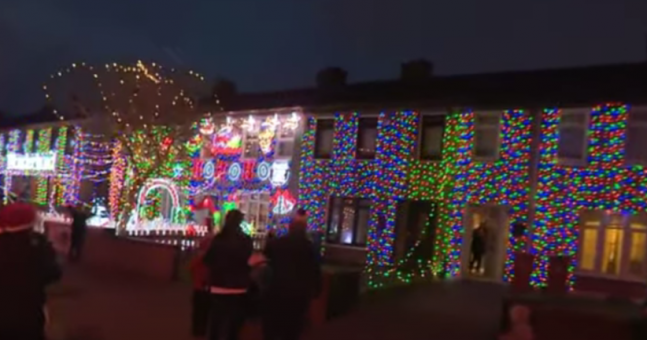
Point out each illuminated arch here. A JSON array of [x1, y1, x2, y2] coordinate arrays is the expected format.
[[135, 178, 180, 223]]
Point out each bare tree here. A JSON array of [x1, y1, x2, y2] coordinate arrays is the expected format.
[[44, 61, 214, 229]]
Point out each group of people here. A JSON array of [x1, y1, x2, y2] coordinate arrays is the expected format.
[[190, 208, 322, 340]]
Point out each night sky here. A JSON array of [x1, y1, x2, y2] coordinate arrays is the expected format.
[[1, 0, 646, 115]]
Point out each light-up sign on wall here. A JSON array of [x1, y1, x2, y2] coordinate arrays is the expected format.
[[6, 152, 57, 172]]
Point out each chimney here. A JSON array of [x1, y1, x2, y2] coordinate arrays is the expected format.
[[400, 59, 433, 82], [316, 67, 347, 91]]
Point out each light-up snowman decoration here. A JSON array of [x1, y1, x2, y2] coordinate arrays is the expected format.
[[87, 197, 113, 228]]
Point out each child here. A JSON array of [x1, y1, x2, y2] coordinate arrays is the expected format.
[[189, 235, 213, 339], [499, 304, 534, 340]]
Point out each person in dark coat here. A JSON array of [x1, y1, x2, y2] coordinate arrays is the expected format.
[[470, 225, 487, 273], [68, 204, 90, 262], [0, 202, 62, 340], [262, 218, 322, 340], [203, 209, 254, 340], [632, 300, 647, 340]]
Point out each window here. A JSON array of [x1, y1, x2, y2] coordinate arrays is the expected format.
[[419, 115, 445, 160], [275, 123, 295, 158], [578, 211, 647, 280], [356, 118, 378, 159], [237, 191, 270, 232], [558, 110, 589, 164], [473, 112, 501, 160], [625, 107, 647, 164], [314, 119, 334, 159], [243, 129, 260, 159], [326, 197, 371, 246]]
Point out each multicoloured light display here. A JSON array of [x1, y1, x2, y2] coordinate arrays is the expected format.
[[0, 126, 79, 207], [299, 110, 532, 288], [188, 113, 302, 233], [529, 104, 643, 288]]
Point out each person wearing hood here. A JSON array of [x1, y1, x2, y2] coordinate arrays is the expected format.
[[0, 203, 62, 340]]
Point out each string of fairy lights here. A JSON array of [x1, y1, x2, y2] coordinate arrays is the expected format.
[[42, 61, 212, 227]]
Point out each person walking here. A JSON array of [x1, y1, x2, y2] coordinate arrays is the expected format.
[[262, 218, 322, 340], [203, 209, 254, 340], [0, 202, 62, 340], [68, 204, 90, 262]]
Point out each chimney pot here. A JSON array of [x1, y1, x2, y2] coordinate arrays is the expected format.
[[401, 60, 433, 82]]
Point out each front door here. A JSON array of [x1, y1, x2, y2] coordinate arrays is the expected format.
[[461, 204, 509, 281]]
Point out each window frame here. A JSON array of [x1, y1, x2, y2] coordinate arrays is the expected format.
[[236, 190, 271, 232], [241, 128, 260, 160], [314, 118, 334, 159], [472, 111, 502, 162], [274, 121, 296, 160], [418, 114, 446, 161], [557, 109, 590, 167], [325, 196, 371, 247], [577, 211, 647, 282], [624, 106, 647, 166], [356, 117, 378, 160]]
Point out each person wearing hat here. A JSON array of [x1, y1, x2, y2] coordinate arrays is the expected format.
[[202, 209, 254, 340], [0, 202, 62, 340]]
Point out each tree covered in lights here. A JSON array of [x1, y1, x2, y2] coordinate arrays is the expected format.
[[43, 61, 216, 229]]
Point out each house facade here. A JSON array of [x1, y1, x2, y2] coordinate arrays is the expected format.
[[229, 62, 647, 294], [298, 110, 533, 288]]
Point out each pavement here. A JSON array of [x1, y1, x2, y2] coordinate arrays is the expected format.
[[46, 265, 640, 340]]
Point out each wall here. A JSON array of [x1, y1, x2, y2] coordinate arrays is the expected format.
[[299, 110, 533, 287], [532, 104, 647, 290]]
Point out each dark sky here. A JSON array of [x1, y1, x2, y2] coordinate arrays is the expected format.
[[1, 0, 646, 115]]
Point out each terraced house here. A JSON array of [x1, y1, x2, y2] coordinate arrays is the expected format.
[[225, 61, 647, 295]]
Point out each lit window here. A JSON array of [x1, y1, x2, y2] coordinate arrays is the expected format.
[[243, 130, 260, 159], [314, 119, 334, 159], [275, 123, 295, 158], [237, 191, 271, 232], [473, 112, 500, 161], [558, 110, 589, 164], [577, 211, 647, 280], [357, 118, 378, 159], [625, 107, 647, 164], [419, 115, 445, 160], [326, 197, 371, 246]]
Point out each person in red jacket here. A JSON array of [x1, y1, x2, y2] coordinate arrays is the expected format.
[[189, 219, 215, 339], [0, 202, 61, 340]]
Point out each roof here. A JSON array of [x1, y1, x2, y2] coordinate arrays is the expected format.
[[223, 62, 647, 112], [0, 106, 61, 130]]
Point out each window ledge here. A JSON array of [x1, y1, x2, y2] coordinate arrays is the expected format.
[[324, 243, 368, 251], [576, 271, 646, 284]]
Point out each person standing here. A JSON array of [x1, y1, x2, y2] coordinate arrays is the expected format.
[[68, 204, 89, 262], [203, 209, 253, 340], [470, 225, 487, 274], [262, 219, 322, 340], [190, 227, 215, 339], [0, 202, 62, 340]]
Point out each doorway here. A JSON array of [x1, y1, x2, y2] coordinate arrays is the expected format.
[[461, 204, 509, 281], [394, 200, 437, 268]]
